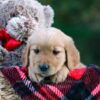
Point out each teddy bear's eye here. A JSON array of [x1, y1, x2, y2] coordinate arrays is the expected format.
[[33, 49, 40, 54], [53, 49, 60, 55]]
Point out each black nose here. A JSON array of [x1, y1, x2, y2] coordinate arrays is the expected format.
[[39, 64, 49, 72]]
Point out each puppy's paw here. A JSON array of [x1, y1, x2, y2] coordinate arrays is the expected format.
[[51, 66, 69, 83]]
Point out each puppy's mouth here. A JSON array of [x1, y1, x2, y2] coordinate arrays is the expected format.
[[38, 71, 51, 77], [41, 77, 51, 83], [38, 74, 54, 83], [38, 69, 58, 77]]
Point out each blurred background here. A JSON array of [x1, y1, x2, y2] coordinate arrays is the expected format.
[[39, 0, 100, 66]]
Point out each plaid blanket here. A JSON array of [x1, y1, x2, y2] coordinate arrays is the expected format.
[[0, 65, 100, 100]]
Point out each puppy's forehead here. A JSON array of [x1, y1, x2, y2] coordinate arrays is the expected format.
[[28, 27, 71, 47]]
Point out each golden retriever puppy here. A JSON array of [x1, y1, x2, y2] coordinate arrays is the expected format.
[[0, 27, 84, 99], [22, 27, 83, 83]]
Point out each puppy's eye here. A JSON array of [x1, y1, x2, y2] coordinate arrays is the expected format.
[[33, 49, 40, 54], [53, 50, 60, 55]]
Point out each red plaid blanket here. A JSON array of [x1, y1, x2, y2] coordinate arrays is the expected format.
[[0, 65, 100, 100]]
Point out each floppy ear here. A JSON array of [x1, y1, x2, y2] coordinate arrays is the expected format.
[[64, 36, 80, 70], [22, 43, 30, 67]]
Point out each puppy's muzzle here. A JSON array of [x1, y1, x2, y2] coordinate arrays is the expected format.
[[39, 64, 49, 72]]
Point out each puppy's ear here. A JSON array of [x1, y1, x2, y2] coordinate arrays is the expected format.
[[22, 43, 30, 67], [64, 36, 80, 70]]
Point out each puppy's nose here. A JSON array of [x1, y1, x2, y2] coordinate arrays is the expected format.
[[39, 64, 49, 72]]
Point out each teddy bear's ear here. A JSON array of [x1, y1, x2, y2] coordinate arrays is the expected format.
[[43, 5, 54, 27]]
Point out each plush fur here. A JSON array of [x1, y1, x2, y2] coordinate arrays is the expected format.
[[6, 16, 35, 41], [0, 0, 54, 28], [0, 0, 54, 67]]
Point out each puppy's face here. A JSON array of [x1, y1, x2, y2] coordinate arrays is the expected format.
[[29, 37, 66, 77], [23, 27, 80, 82]]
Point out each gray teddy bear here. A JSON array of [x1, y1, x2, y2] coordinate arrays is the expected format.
[[0, 0, 54, 67]]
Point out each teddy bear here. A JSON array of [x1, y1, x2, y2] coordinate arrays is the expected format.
[[0, 0, 54, 67]]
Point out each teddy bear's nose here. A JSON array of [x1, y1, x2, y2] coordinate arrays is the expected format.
[[39, 64, 49, 72]]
